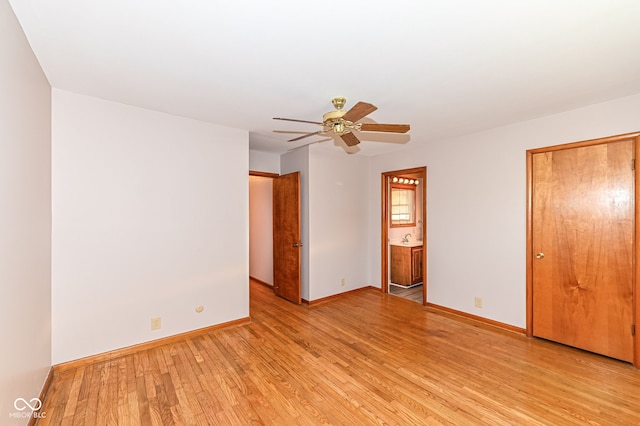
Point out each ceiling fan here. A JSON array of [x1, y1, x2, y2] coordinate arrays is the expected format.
[[274, 97, 410, 151]]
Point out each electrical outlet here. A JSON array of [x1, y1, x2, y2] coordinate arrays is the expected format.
[[151, 317, 161, 330], [340, 278, 346, 286], [474, 297, 483, 308]]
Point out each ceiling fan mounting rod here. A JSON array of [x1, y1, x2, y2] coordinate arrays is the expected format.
[[332, 97, 347, 110]]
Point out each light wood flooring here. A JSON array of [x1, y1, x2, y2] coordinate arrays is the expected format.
[[37, 280, 640, 425]]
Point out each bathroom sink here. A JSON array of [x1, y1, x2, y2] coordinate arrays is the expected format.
[[390, 241, 423, 247]]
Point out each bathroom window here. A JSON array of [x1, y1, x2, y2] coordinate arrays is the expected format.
[[390, 184, 416, 227]]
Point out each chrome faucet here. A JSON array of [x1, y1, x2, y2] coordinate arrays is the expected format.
[[401, 233, 411, 243]]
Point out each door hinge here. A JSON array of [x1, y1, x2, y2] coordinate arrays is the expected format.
[[632, 159, 635, 171], [632, 324, 636, 336]]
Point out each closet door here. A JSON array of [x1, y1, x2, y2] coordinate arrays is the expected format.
[[531, 139, 634, 362]]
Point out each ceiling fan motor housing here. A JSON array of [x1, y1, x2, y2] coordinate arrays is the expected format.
[[323, 109, 346, 122], [323, 110, 348, 133]]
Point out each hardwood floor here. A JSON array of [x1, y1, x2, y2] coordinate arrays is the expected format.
[[37, 280, 640, 425]]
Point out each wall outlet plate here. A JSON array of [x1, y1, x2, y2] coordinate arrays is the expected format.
[[151, 317, 161, 330]]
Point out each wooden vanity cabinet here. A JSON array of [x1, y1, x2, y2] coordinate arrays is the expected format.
[[390, 245, 423, 286]]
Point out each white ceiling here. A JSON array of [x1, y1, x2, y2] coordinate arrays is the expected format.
[[8, 0, 640, 156]]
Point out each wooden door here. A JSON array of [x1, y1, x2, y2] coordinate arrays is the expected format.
[[273, 172, 302, 304], [531, 140, 634, 361]]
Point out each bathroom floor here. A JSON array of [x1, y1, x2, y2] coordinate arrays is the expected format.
[[389, 283, 423, 304]]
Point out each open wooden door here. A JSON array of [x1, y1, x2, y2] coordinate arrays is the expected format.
[[273, 171, 302, 304], [530, 138, 635, 362]]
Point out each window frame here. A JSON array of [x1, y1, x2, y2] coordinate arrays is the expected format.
[[390, 183, 416, 228]]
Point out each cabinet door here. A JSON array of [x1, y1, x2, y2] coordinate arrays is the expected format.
[[411, 247, 423, 283], [391, 245, 411, 285]]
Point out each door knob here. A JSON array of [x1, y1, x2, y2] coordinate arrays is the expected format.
[[535, 252, 545, 259]]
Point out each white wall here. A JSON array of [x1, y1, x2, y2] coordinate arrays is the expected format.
[[0, 0, 52, 421], [281, 144, 370, 301], [308, 146, 370, 300], [369, 92, 640, 328], [249, 150, 280, 174], [51, 90, 249, 364], [249, 176, 273, 285]]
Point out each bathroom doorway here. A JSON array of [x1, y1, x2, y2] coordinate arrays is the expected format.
[[381, 167, 427, 304]]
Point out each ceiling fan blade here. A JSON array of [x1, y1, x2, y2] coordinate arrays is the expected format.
[[288, 130, 324, 142], [342, 102, 377, 122], [359, 123, 410, 133], [274, 117, 324, 125], [340, 132, 361, 147]]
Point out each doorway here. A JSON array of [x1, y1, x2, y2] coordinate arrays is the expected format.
[[381, 167, 427, 304], [249, 170, 302, 305], [249, 172, 277, 287], [526, 132, 640, 365]]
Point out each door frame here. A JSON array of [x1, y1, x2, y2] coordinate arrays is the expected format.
[[381, 166, 427, 304], [525, 131, 640, 366]]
